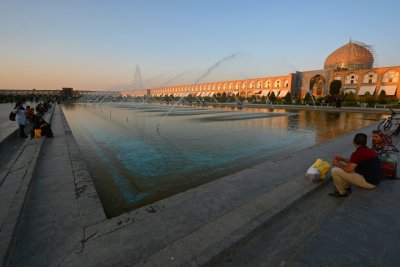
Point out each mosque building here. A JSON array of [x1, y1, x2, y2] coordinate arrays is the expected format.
[[122, 40, 400, 100]]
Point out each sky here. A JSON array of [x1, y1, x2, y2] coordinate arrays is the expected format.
[[1, 0, 400, 91]]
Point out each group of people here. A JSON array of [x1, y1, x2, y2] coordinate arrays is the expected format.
[[329, 130, 398, 198], [12, 101, 53, 139]]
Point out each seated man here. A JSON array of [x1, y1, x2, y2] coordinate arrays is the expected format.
[[372, 130, 399, 179], [329, 133, 381, 198]]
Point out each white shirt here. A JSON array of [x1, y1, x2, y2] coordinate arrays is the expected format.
[[13, 107, 26, 125]]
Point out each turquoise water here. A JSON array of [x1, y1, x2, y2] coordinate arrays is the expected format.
[[62, 103, 382, 217]]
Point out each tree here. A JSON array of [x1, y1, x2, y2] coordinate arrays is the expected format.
[[378, 90, 388, 105], [329, 80, 342, 96], [363, 91, 376, 107], [342, 92, 357, 107], [269, 92, 276, 103], [283, 92, 292, 104], [344, 92, 356, 102], [220, 92, 227, 102], [303, 92, 313, 104]]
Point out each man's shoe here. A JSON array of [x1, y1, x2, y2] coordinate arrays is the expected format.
[[346, 187, 352, 194], [328, 191, 348, 198]]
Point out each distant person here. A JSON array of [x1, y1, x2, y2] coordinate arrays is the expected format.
[[13, 101, 28, 138], [335, 96, 342, 108], [329, 133, 381, 198], [372, 130, 399, 179], [25, 106, 34, 122], [35, 103, 46, 115]]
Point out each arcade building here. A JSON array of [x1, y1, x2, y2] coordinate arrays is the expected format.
[[122, 40, 400, 100]]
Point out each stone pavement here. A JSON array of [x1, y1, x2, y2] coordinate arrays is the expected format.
[[0, 104, 19, 152], [1, 104, 399, 266], [291, 179, 400, 266], [0, 105, 54, 266]]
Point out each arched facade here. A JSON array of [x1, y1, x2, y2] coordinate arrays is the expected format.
[[124, 40, 399, 99]]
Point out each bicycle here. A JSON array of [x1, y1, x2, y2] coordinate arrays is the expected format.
[[377, 108, 400, 134]]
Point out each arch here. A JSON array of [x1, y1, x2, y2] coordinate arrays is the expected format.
[[309, 75, 326, 96], [265, 80, 271, 88], [257, 80, 263, 89], [229, 83, 234, 90], [241, 82, 247, 89], [274, 79, 281, 88], [236, 83, 240, 90], [382, 70, 399, 83], [362, 71, 378, 84], [284, 80, 289, 87], [249, 81, 255, 89], [345, 73, 358, 85]]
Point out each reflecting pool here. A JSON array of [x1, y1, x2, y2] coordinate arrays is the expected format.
[[62, 103, 382, 217]]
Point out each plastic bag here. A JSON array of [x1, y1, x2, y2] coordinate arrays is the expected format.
[[34, 129, 42, 138], [305, 166, 320, 183], [312, 159, 331, 179]]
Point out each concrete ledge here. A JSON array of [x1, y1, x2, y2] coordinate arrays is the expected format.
[[0, 139, 43, 265], [0, 106, 55, 267], [59, 108, 106, 228], [0, 121, 19, 156]]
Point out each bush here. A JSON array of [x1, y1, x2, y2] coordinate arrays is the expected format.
[[341, 101, 358, 107], [294, 97, 302, 105], [325, 95, 336, 105]]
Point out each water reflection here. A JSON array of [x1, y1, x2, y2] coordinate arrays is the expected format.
[[62, 103, 382, 217]]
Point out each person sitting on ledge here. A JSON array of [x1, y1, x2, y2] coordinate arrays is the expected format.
[[371, 129, 399, 179], [32, 114, 53, 138], [329, 133, 381, 198]]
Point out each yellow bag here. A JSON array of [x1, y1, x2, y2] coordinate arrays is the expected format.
[[312, 159, 331, 179], [34, 129, 42, 138]]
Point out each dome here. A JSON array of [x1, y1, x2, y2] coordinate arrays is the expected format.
[[324, 41, 374, 70]]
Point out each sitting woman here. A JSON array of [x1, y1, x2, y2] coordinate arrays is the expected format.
[[372, 130, 399, 179], [32, 115, 54, 138]]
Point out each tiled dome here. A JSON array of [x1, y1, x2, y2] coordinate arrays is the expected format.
[[324, 42, 374, 70]]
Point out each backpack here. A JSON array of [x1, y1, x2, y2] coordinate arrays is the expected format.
[[9, 111, 16, 121]]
